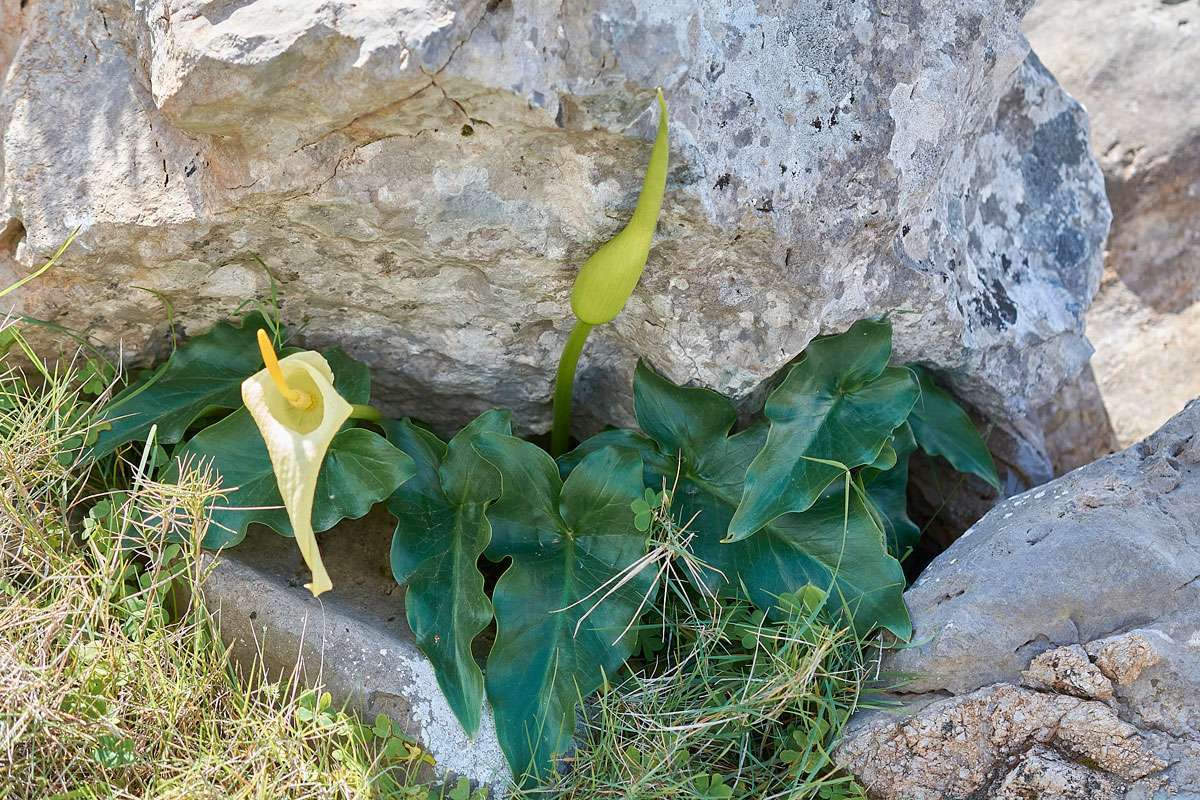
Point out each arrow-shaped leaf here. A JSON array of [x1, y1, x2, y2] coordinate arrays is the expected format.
[[173, 415, 414, 549], [92, 313, 276, 458], [862, 423, 920, 559], [167, 348, 411, 548], [477, 434, 651, 784], [613, 360, 910, 638], [728, 319, 919, 540], [907, 365, 1000, 490], [383, 410, 511, 738]]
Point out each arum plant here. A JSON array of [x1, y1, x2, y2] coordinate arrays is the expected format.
[[551, 88, 669, 456], [91, 313, 414, 598]]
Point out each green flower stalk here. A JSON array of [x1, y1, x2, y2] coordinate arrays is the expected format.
[[551, 88, 669, 456]]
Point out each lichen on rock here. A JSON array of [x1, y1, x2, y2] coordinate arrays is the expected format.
[[0, 0, 1111, 503]]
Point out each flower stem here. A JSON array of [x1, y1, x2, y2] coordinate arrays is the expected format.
[[551, 321, 594, 457], [349, 404, 383, 423]]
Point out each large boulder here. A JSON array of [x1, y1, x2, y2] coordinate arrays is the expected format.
[[841, 401, 1200, 798], [1026, 0, 1200, 446], [0, 1, 1109, 488], [888, 399, 1200, 694], [1027, 0, 1200, 315]]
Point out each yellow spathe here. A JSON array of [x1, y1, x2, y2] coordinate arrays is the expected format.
[[242, 344, 352, 597]]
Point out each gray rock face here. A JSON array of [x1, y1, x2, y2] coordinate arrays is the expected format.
[[200, 511, 511, 791], [889, 399, 1200, 694], [1026, 0, 1200, 449], [0, 1, 1108, 485], [846, 401, 1200, 799], [1027, 0, 1200, 315]]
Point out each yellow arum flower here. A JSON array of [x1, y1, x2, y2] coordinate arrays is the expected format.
[[242, 330, 352, 597]]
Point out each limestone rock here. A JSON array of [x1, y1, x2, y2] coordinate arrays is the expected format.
[[1026, 0, 1200, 315], [1026, 0, 1200, 446], [0, 0, 1109, 488], [1021, 644, 1113, 702], [993, 748, 1125, 800], [846, 403, 1200, 799], [887, 399, 1200, 694], [839, 635, 1200, 799], [837, 681, 1165, 800], [199, 511, 512, 791], [1086, 270, 1200, 447]]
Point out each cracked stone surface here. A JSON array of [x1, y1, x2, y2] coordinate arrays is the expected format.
[[838, 635, 1199, 799], [1021, 644, 1114, 702], [888, 398, 1200, 694], [0, 0, 1110, 498]]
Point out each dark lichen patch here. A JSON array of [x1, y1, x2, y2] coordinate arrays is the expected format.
[[972, 277, 1018, 330], [714, 173, 732, 190], [1054, 229, 1087, 271], [1033, 109, 1087, 169], [1020, 109, 1088, 200]]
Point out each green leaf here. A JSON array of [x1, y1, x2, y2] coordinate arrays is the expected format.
[[157, 345, 407, 547], [862, 423, 920, 558], [557, 427, 665, 479], [907, 365, 1000, 490], [383, 410, 511, 738], [372, 713, 391, 740], [448, 777, 472, 800], [728, 319, 919, 540], [628, 361, 910, 638], [173, 412, 414, 549], [321, 347, 371, 405], [91, 313, 275, 458], [477, 435, 652, 784], [692, 774, 734, 799]]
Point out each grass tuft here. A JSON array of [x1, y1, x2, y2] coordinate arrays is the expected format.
[[518, 481, 876, 800], [0, 342, 453, 800]]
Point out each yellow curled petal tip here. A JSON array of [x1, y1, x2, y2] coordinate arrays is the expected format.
[[242, 348, 352, 598], [570, 87, 669, 326]]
